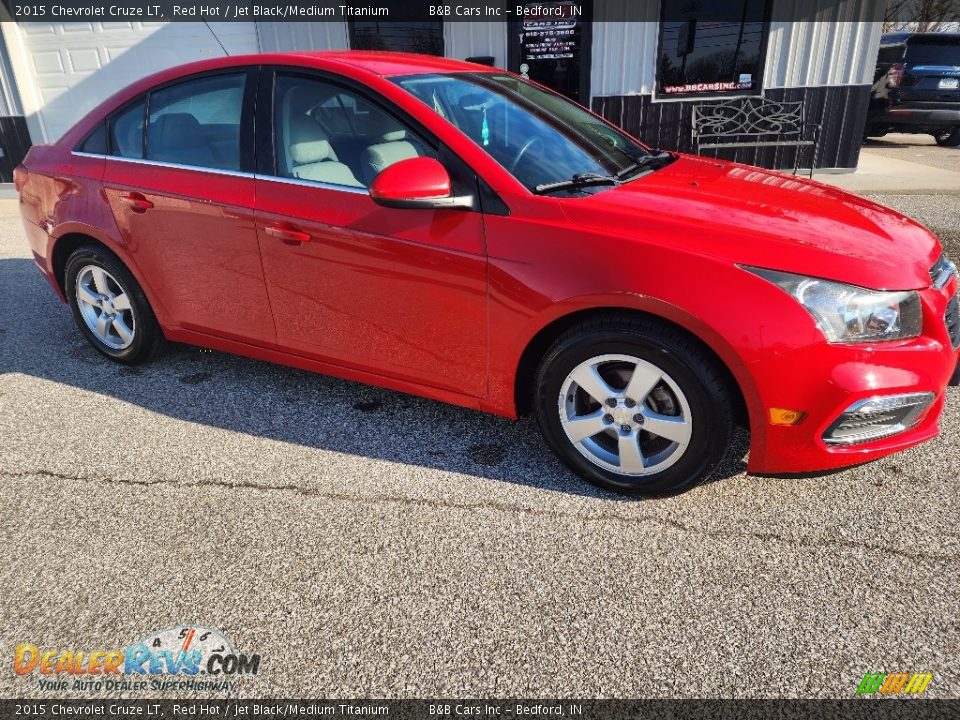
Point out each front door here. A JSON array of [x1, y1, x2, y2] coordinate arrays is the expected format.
[[101, 69, 276, 346], [254, 71, 487, 397]]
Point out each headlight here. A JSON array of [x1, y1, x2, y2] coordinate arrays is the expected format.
[[745, 267, 922, 343]]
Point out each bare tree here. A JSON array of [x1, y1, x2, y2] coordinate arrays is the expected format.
[[884, 0, 960, 32]]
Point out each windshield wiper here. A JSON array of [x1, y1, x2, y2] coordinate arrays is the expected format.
[[615, 150, 674, 180], [534, 172, 620, 195], [534, 151, 676, 195]]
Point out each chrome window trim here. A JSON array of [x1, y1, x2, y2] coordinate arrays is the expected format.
[[70, 151, 370, 195], [71, 151, 254, 179], [254, 173, 369, 195]]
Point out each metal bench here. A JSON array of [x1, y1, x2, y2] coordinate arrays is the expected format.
[[692, 97, 821, 178]]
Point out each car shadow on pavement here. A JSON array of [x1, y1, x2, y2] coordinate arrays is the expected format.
[[0, 258, 749, 499]]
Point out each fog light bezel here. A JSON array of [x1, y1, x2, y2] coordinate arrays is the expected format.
[[823, 392, 935, 446]]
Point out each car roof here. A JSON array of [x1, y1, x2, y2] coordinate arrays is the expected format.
[[287, 51, 496, 76], [156, 51, 494, 78]]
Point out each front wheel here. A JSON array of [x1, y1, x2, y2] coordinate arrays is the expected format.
[[534, 317, 734, 496], [934, 127, 960, 146]]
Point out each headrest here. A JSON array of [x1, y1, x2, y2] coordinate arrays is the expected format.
[[381, 129, 407, 142], [367, 111, 408, 143], [151, 113, 203, 145], [290, 139, 335, 165]]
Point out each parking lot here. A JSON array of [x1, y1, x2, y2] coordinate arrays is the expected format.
[[862, 133, 960, 174], [1, 191, 958, 699]]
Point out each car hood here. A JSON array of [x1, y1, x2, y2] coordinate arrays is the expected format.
[[558, 154, 941, 291]]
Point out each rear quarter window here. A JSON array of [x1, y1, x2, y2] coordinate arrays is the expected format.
[[79, 123, 108, 154], [111, 100, 146, 158]]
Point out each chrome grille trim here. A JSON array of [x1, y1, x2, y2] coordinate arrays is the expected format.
[[946, 292, 960, 349], [931, 253, 958, 290]]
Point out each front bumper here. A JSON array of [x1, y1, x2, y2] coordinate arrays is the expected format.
[[747, 283, 959, 474]]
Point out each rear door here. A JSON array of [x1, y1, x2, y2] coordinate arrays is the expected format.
[[100, 68, 276, 346], [253, 69, 488, 397]]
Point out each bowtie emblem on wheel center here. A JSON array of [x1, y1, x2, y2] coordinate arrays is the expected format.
[[612, 403, 640, 427]]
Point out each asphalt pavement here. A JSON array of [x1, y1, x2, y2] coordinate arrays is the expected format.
[[1, 193, 958, 699]]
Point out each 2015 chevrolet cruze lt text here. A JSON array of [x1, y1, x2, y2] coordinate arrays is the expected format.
[[15, 52, 960, 496]]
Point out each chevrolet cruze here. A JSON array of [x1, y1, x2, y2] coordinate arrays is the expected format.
[[15, 52, 960, 496]]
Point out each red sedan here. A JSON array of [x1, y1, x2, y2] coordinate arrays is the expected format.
[[15, 52, 960, 496]]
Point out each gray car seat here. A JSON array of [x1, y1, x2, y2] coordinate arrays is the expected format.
[[288, 139, 364, 187], [148, 113, 216, 167], [281, 86, 363, 187]]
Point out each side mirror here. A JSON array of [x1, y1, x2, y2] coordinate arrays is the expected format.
[[369, 157, 474, 210]]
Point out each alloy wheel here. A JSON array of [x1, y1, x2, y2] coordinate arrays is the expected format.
[[75, 265, 136, 350], [558, 353, 693, 476]]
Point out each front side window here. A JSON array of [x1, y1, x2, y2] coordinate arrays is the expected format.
[[394, 73, 656, 194], [273, 73, 434, 189], [656, 0, 771, 97], [146, 73, 246, 171]]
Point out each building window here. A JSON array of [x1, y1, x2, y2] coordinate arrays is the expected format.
[[656, 0, 770, 97], [348, 0, 443, 57], [348, 21, 443, 55]]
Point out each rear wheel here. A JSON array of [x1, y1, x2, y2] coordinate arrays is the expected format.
[[934, 127, 960, 146], [64, 244, 164, 364], [534, 317, 734, 496]]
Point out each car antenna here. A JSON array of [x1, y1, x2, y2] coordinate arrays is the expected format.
[[204, 21, 229, 56]]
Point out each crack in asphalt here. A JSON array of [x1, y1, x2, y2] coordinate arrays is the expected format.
[[3, 467, 957, 564]]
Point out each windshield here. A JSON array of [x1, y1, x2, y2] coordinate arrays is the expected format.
[[393, 72, 657, 193]]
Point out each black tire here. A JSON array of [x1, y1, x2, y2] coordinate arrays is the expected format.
[[934, 127, 960, 147], [64, 244, 164, 364], [534, 316, 734, 497]]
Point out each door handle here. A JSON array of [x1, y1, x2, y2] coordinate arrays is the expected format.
[[120, 192, 153, 213], [264, 224, 311, 245]]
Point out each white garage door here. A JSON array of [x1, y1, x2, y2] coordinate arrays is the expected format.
[[2, 21, 259, 143]]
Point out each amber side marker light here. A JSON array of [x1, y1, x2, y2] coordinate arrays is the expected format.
[[769, 408, 806, 426]]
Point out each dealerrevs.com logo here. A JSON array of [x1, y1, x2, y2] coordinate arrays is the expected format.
[[14, 625, 261, 693], [856, 672, 933, 696]]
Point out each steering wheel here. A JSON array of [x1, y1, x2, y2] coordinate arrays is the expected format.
[[509, 137, 543, 175]]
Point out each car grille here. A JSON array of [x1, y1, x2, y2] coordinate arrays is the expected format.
[[930, 253, 957, 289], [946, 292, 960, 349]]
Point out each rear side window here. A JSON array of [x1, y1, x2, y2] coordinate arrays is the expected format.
[[146, 73, 246, 171], [111, 100, 146, 159], [905, 38, 960, 66]]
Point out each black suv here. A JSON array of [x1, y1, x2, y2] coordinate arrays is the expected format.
[[865, 32, 960, 146]]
